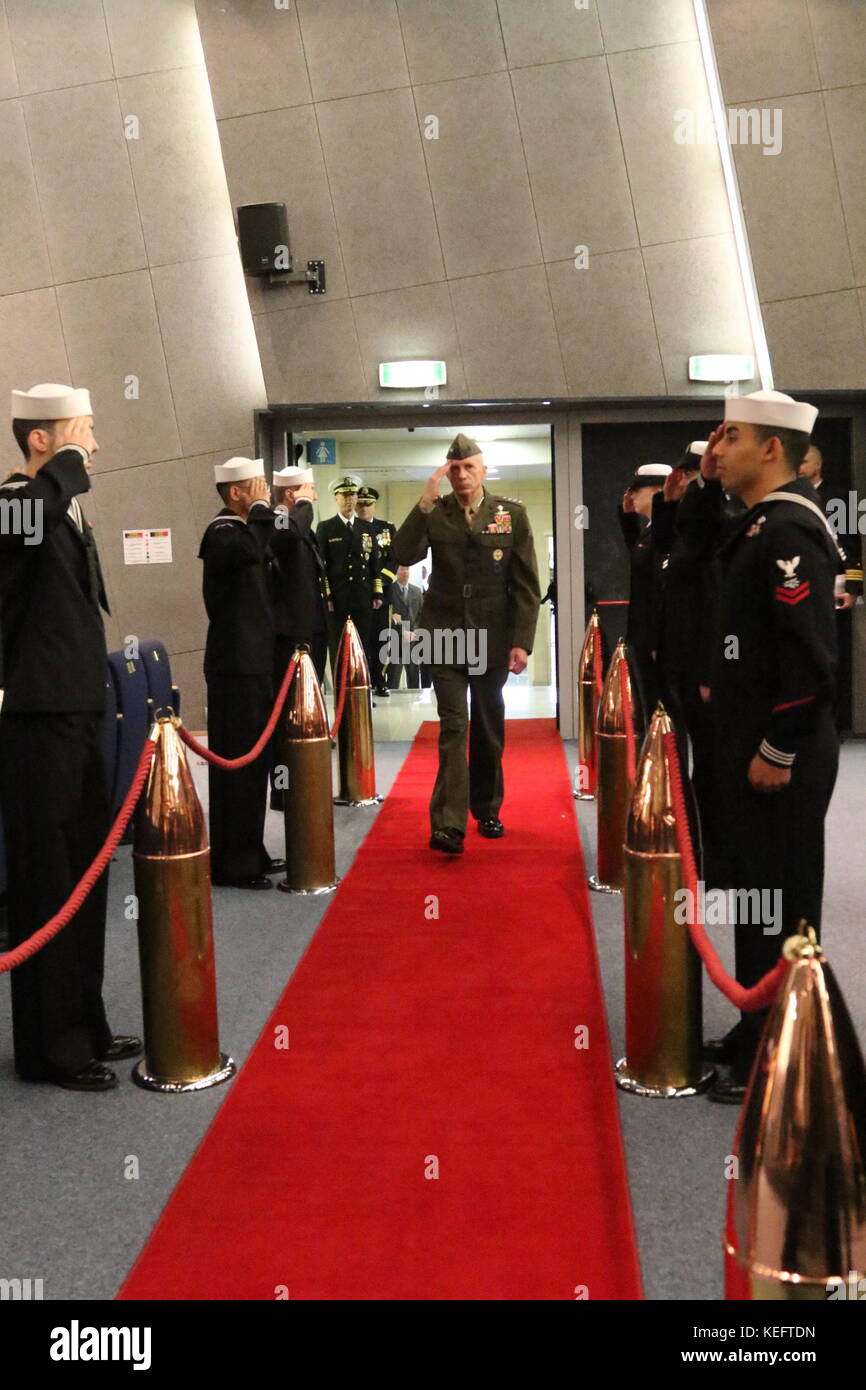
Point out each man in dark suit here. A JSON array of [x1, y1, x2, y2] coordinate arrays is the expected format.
[[316, 476, 383, 689], [393, 433, 541, 854], [0, 382, 141, 1091], [199, 457, 284, 890], [387, 564, 423, 689], [355, 485, 397, 697]]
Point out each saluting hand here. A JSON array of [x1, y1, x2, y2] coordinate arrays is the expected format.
[[421, 461, 451, 511], [247, 475, 271, 506], [664, 468, 688, 503], [53, 416, 96, 469], [621, 489, 636, 513], [700, 425, 725, 482]]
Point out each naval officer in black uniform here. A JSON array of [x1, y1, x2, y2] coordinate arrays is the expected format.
[[316, 476, 383, 688], [0, 383, 141, 1091], [393, 433, 541, 854], [355, 485, 398, 697], [199, 457, 284, 889], [701, 391, 839, 1103]]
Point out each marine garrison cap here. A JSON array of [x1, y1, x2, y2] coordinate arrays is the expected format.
[[330, 474, 362, 495], [356, 485, 380, 502], [446, 433, 481, 461], [627, 462, 672, 491], [11, 382, 92, 420], [724, 389, 818, 436], [213, 456, 265, 484]]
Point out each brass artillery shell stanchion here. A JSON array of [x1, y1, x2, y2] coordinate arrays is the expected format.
[[279, 649, 338, 895], [615, 705, 714, 1098], [132, 716, 235, 1093], [725, 929, 866, 1300], [334, 617, 380, 807], [575, 608, 602, 800], [589, 639, 641, 893]]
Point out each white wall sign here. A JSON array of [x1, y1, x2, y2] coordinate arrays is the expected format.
[[123, 528, 173, 564]]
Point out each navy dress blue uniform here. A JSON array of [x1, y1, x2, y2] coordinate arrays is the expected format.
[[199, 501, 276, 883], [0, 449, 114, 1079], [707, 477, 839, 1078], [617, 506, 664, 721], [270, 499, 328, 686], [369, 515, 398, 689], [315, 513, 383, 681]]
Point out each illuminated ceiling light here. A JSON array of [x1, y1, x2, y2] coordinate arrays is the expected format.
[[379, 360, 447, 388], [692, 0, 773, 390], [689, 353, 755, 382]]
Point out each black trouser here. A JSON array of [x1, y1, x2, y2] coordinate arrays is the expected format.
[[369, 602, 392, 690], [715, 708, 839, 1080], [429, 665, 508, 832], [626, 641, 657, 728], [0, 712, 112, 1079], [207, 673, 272, 882], [270, 633, 327, 809], [664, 674, 724, 887]]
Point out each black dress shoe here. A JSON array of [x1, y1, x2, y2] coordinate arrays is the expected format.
[[100, 1035, 143, 1062], [375, 686, 390, 698], [53, 1062, 118, 1092], [429, 827, 465, 855], [703, 1036, 736, 1064], [707, 1074, 749, 1105], [266, 858, 286, 874], [477, 817, 505, 838], [213, 874, 274, 890]]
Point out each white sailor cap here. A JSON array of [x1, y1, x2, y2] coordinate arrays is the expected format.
[[273, 465, 314, 486], [213, 456, 265, 484], [724, 390, 818, 436], [627, 462, 672, 490], [11, 382, 92, 420], [688, 440, 709, 457]]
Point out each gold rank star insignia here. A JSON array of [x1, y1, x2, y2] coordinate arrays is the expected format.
[[493, 548, 503, 561]]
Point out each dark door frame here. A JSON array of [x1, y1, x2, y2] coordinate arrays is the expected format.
[[256, 393, 866, 738]]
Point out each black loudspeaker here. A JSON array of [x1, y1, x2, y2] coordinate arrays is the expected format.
[[236, 202, 290, 276]]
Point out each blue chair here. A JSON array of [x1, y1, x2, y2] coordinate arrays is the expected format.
[[139, 639, 180, 717], [102, 662, 122, 809], [107, 649, 150, 816]]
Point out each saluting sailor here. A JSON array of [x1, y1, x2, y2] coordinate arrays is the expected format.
[[355, 485, 398, 697], [700, 391, 839, 1103], [199, 457, 284, 890], [393, 433, 541, 854], [316, 475, 383, 689], [0, 383, 141, 1091]]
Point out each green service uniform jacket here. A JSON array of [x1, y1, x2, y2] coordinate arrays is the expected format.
[[393, 489, 541, 668]]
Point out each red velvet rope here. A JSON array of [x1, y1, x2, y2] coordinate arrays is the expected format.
[[328, 635, 350, 742], [592, 625, 604, 700], [662, 728, 788, 1012], [619, 656, 637, 786], [0, 736, 157, 975], [179, 656, 298, 768]]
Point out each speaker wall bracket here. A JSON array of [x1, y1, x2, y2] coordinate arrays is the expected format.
[[267, 259, 326, 294]]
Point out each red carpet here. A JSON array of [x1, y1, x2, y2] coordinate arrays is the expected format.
[[119, 718, 642, 1300]]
